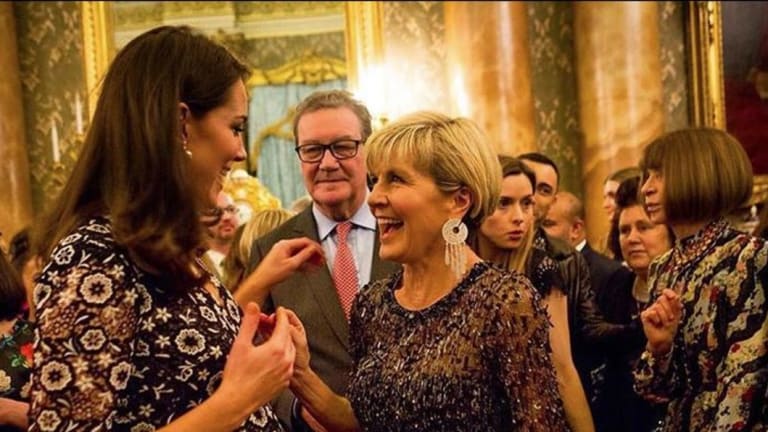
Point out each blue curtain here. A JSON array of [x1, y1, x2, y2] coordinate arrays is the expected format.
[[248, 79, 346, 208]]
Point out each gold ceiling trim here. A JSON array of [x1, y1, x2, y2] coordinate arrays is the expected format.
[[685, 1, 725, 128]]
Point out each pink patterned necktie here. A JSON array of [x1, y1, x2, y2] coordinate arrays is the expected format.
[[332, 221, 359, 321]]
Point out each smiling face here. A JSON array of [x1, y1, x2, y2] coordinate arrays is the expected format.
[[297, 107, 368, 221], [618, 204, 672, 275], [640, 169, 666, 224], [184, 79, 248, 207], [480, 173, 535, 251], [367, 158, 461, 265]]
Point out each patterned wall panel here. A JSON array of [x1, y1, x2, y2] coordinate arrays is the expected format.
[[380, 1, 448, 117], [526, 2, 583, 197], [658, 1, 690, 131], [14, 1, 87, 214]]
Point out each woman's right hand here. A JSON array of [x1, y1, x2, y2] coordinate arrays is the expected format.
[[250, 238, 325, 287], [216, 303, 296, 419], [640, 289, 683, 356], [235, 238, 324, 306]]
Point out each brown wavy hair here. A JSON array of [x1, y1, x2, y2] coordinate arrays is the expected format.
[[34, 26, 250, 292]]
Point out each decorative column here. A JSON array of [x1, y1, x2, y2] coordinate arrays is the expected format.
[[0, 2, 34, 244], [574, 1, 664, 247], [445, 1, 537, 155]]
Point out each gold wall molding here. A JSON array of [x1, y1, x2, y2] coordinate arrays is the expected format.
[[81, 1, 114, 118], [685, 1, 725, 128], [247, 53, 346, 87], [344, 1, 384, 94]]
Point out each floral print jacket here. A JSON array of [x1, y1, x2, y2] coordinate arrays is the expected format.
[[28, 217, 283, 431], [633, 219, 768, 431]]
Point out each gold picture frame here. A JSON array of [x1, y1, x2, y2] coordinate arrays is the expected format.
[[687, 1, 768, 233], [79, 1, 383, 115], [685, 1, 725, 129]]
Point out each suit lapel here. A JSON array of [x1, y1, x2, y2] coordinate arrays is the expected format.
[[293, 208, 351, 350]]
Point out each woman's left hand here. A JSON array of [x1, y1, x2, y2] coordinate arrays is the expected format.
[[284, 308, 310, 372]]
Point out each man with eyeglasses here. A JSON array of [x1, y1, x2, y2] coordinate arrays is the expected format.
[[244, 89, 399, 430], [204, 191, 240, 280]]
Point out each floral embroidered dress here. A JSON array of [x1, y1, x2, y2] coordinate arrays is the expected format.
[[28, 217, 283, 431], [633, 219, 768, 431], [347, 262, 568, 431], [0, 319, 34, 402]]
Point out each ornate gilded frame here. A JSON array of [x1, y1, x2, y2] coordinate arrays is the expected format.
[[80, 1, 382, 114], [686, 2, 768, 200], [685, 1, 725, 129], [80, 2, 383, 212]]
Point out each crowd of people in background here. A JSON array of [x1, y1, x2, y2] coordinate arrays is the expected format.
[[0, 24, 766, 432]]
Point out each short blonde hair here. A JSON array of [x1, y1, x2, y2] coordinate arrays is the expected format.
[[640, 128, 753, 223], [365, 111, 501, 228], [222, 208, 294, 291]]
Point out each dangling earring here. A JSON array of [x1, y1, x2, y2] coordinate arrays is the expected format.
[[442, 217, 468, 280], [183, 138, 192, 158]]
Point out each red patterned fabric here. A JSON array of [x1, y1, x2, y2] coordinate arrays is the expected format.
[[333, 221, 358, 320]]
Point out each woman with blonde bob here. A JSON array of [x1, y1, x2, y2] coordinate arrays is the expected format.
[[285, 112, 567, 431], [634, 128, 768, 431]]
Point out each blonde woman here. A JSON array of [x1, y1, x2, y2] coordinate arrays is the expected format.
[[286, 112, 567, 431]]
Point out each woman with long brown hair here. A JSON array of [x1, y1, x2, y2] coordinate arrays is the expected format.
[[29, 26, 320, 431]]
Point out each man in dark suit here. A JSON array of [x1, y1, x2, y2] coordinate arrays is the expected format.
[[543, 191, 632, 300], [245, 90, 399, 430]]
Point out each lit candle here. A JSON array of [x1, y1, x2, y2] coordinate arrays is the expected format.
[[51, 119, 60, 163], [75, 93, 84, 134]]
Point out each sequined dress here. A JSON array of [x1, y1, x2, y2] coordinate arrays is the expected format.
[[347, 262, 568, 431], [633, 219, 768, 431], [28, 217, 284, 431]]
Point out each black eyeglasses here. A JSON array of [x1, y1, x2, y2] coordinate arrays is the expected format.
[[295, 140, 362, 163]]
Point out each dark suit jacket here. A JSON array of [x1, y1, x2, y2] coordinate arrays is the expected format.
[[248, 206, 399, 430], [580, 243, 633, 302]]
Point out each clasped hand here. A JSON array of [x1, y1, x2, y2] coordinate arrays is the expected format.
[[216, 303, 311, 419], [640, 288, 683, 356]]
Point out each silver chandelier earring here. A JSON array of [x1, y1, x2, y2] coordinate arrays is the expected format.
[[442, 218, 468, 280]]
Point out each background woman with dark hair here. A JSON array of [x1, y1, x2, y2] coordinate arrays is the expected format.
[[0, 251, 33, 431], [635, 128, 768, 431], [599, 177, 672, 432], [29, 26, 322, 431]]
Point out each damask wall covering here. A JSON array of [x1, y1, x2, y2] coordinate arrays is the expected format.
[[14, 1, 87, 214], [12, 1, 689, 213], [380, 1, 688, 198], [380, 1, 449, 115]]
